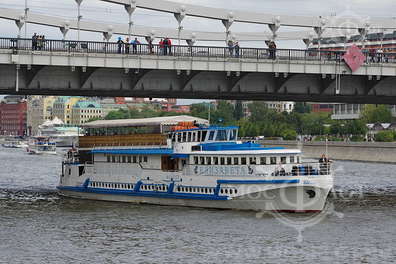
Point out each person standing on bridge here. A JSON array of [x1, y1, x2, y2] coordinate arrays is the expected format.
[[167, 38, 172, 55], [228, 40, 234, 56], [159, 39, 166, 55], [125, 37, 130, 54], [234, 42, 240, 58], [32, 33, 38, 51], [117, 37, 124, 54], [132, 38, 140, 54]]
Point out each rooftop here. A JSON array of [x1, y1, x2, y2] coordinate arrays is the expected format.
[[83, 115, 209, 128]]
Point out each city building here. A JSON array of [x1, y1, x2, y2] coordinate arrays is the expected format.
[[52, 96, 85, 124], [71, 101, 103, 125], [331, 104, 396, 120], [265, 101, 295, 113], [0, 96, 27, 136], [311, 31, 396, 53], [162, 104, 191, 113], [310, 103, 334, 114], [27, 96, 57, 136]]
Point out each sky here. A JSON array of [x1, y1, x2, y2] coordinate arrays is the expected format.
[[1, 0, 395, 103]]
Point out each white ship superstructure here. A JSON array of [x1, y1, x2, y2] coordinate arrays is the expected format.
[[58, 116, 333, 212]]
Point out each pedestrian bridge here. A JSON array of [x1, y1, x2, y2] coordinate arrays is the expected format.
[[1, 38, 396, 104]]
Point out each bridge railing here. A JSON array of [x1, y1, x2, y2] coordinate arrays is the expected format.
[[1, 37, 396, 64]]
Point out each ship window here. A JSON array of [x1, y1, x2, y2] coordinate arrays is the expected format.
[[227, 157, 232, 165], [127, 156, 131, 163], [250, 157, 257, 165], [187, 132, 192, 142], [290, 156, 295, 163], [194, 156, 198, 164], [213, 157, 219, 165], [208, 131, 215, 141], [225, 189, 228, 194], [133, 156, 137, 163], [139, 156, 142, 163], [192, 132, 197, 142], [198, 131, 202, 142], [182, 133, 187, 142], [230, 189, 233, 194], [216, 130, 227, 141], [220, 157, 225, 165], [241, 157, 247, 165], [177, 133, 182, 143], [117, 156, 121, 163], [221, 189, 224, 194], [260, 157, 267, 165], [107, 156, 111, 162], [234, 157, 239, 165], [201, 131, 208, 141], [143, 156, 148, 162], [112, 156, 116, 163], [235, 189, 237, 194], [122, 156, 126, 163], [281, 157, 287, 164], [206, 157, 212, 165], [200, 157, 205, 165], [297, 156, 300, 163], [229, 129, 237, 141], [270, 157, 277, 164]]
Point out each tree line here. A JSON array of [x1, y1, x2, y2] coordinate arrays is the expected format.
[[102, 102, 395, 141]]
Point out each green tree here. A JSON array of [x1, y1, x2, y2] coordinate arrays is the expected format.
[[375, 131, 394, 142], [294, 102, 311, 114], [233, 100, 244, 120], [361, 105, 392, 123], [281, 129, 298, 140]]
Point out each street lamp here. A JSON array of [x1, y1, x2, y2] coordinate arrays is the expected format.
[[222, 12, 234, 44], [314, 17, 327, 52], [75, 0, 83, 42], [60, 20, 71, 40], [24, 0, 29, 39], [174, 5, 186, 51], [124, 0, 137, 41], [15, 14, 26, 39], [268, 16, 281, 42]]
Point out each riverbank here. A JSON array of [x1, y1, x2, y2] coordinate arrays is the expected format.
[[260, 140, 396, 163]]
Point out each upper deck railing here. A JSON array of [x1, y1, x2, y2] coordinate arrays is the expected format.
[[1, 37, 396, 64]]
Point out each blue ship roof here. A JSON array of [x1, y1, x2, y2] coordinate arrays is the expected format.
[[199, 142, 285, 151], [173, 126, 238, 133], [92, 148, 173, 155]]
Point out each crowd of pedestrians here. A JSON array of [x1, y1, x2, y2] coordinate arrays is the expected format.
[[116, 37, 141, 54], [31, 33, 46, 50]]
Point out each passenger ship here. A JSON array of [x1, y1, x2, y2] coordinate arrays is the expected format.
[[58, 116, 333, 212]]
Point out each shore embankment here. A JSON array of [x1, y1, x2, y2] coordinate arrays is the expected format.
[[260, 140, 396, 163]]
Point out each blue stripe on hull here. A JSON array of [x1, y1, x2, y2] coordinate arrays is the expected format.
[[57, 186, 229, 201], [217, 179, 300, 184]]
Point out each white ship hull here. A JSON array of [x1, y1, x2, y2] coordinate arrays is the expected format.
[[58, 176, 332, 212]]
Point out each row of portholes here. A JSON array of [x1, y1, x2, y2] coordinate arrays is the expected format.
[[141, 185, 168, 191], [90, 182, 134, 190], [176, 186, 238, 195]]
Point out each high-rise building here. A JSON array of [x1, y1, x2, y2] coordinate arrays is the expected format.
[[0, 96, 27, 136]]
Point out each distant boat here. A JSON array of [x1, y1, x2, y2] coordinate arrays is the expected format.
[[1, 137, 28, 149], [37, 117, 82, 147], [27, 136, 57, 155]]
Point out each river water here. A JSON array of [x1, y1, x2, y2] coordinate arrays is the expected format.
[[0, 147, 395, 263]]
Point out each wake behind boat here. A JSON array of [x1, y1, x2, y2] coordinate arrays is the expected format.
[[58, 116, 333, 212]]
